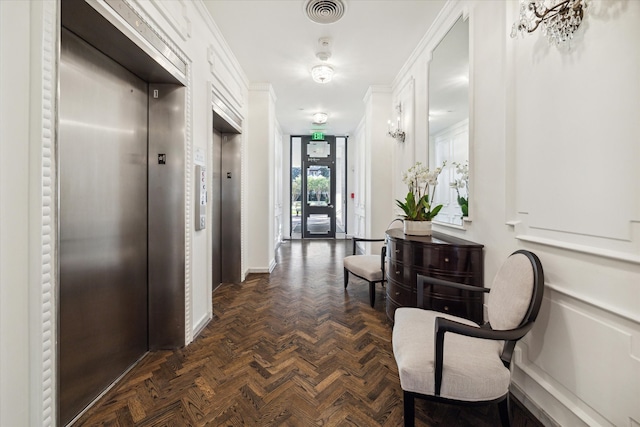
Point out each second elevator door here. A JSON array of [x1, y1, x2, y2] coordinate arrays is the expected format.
[[211, 129, 242, 285], [211, 129, 222, 288]]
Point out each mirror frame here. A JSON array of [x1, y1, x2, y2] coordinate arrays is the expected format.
[[427, 11, 473, 229]]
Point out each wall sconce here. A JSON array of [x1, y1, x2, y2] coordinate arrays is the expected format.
[[510, 0, 586, 45], [387, 103, 405, 142]]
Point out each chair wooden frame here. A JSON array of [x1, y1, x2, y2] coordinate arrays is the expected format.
[[343, 237, 387, 307], [400, 250, 545, 427]]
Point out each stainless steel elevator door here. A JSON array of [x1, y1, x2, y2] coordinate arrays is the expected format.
[[212, 129, 222, 289], [221, 134, 242, 283], [59, 29, 148, 425]]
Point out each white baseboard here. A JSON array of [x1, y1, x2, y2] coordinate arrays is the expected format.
[[246, 268, 271, 274], [192, 313, 212, 340], [511, 383, 561, 427]]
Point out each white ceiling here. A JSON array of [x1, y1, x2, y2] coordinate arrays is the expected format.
[[202, 0, 447, 136]]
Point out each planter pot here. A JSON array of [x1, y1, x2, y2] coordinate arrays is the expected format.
[[403, 220, 432, 236]]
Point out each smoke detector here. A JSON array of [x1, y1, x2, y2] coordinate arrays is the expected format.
[[304, 0, 347, 25], [316, 37, 332, 61], [316, 51, 331, 61]]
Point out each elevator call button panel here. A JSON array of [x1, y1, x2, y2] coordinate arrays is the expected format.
[[196, 165, 207, 230]]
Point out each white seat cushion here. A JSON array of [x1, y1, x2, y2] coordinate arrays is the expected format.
[[392, 307, 509, 402], [344, 255, 382, 282]]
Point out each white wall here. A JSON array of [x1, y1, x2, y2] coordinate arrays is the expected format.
[[349, 118, 367, 237], [1, 2, 37, 424], [246, 84, 277, 273], [363, 86, 395, 240], [274, 125, 284, 248], [390, 1, 640, 425]]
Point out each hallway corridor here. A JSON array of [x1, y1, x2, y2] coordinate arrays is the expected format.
[[75, 239, 541, 426]]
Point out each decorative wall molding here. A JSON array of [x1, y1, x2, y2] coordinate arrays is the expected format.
[[193, 1, 248, 110], [513, 287, 640, 426], [209, 45, 245, 111], [392, 77, 415, 210], [205, 81, 214, 326], [184, 62, 193, 345], [544, 280, 640, 325], [510, 383, 561, 427], [504, 0, 639, 252], [249, 82, 278, 103], [149, 0, 190, 41], [513, 346, 600, 426], [40, 2, 57, 425], [362, 85, 391, 105], [394, 0, 466, 89], [192, 1, 248, 86], [516, 233, 640, 266]]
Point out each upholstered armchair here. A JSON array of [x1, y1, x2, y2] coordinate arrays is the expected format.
[[343, 237, 386, 307], [392, 250, 544, 427]]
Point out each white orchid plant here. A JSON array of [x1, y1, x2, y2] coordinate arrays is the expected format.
[[449, 160, 469, 217], [396, 161, 446, 221]]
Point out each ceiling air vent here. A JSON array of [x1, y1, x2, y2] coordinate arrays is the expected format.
[[304, 0, 347, 25]]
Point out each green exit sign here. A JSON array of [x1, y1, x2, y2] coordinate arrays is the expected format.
[[311, 132, 324, 140]]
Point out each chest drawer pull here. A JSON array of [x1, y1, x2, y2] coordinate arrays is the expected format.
[[444, 257, 450, 262]]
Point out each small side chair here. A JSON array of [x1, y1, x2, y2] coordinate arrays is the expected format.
[[392, 250, 544, 427], [343, 237, 386, 307]]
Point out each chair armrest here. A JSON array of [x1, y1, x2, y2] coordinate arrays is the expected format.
[[380, 246, 387, 278], [417, 274, 488, 309], [433, 316, 535, 395], [418, 274, 489, 294], [352, 237, 385, 255]]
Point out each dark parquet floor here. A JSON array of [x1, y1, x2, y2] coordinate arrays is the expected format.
[[75, 239, 543, 427]]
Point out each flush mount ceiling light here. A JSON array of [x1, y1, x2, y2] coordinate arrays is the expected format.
[[312, 112, 328, 124], [311, 64, 334, 84], [304, 0, 347, 25]]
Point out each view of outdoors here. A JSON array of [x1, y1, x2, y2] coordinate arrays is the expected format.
[[290, 136, 346, 238]]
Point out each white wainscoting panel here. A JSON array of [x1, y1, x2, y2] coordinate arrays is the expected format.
[[513, 288, 640, 427]]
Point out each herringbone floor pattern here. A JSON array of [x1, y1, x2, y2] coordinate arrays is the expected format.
[[74, 239, 542, 426]]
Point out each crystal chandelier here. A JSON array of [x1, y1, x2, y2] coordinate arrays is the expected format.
[[312, 112, 328, 124], [311, 64, 334, 84], [510, 0, 587, 46]]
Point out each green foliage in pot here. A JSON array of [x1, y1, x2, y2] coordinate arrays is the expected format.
[[396, 161, 446, 221]]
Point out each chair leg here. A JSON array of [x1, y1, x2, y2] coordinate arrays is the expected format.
[[403, 391, 415, 427], [369, 281, 375, 307], [344, 268, 349, 288], [498, 394, 512, 427]]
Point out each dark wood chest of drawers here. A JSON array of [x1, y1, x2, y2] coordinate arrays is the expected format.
[[385, 228, 484, 323]]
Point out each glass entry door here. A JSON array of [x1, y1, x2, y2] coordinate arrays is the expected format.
[[302, 136, 336, 238]]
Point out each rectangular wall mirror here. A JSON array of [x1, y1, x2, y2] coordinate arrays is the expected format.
[[429, 16, 470, 227]]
